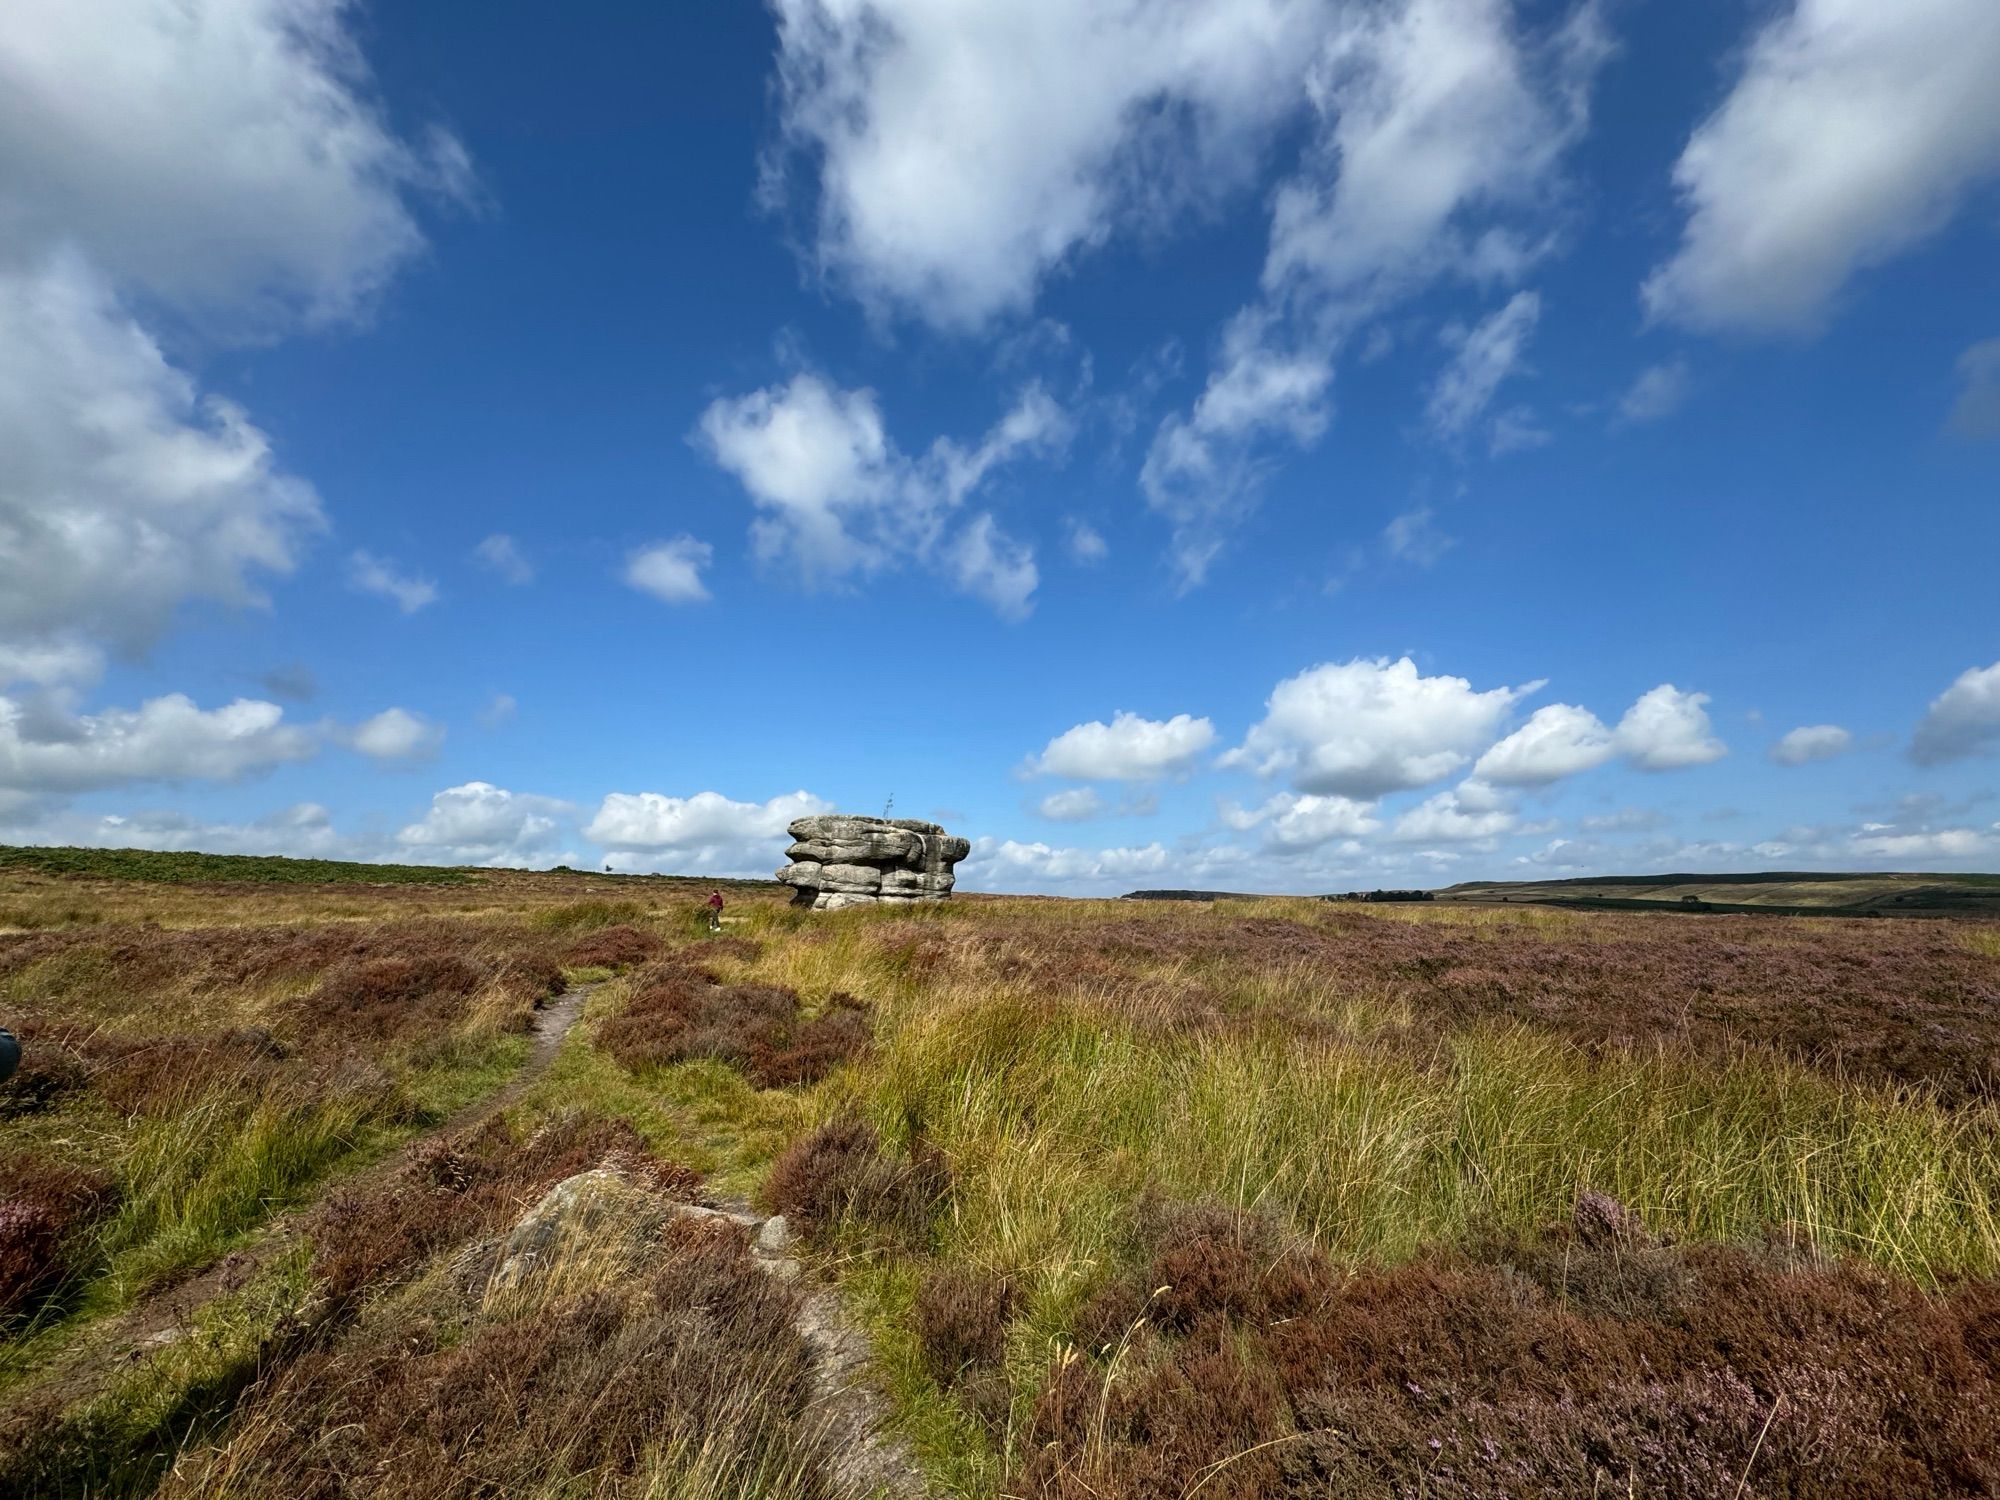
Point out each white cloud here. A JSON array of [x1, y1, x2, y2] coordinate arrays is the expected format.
[[348, 551, 438, 614], [0, 640, 108, 691], [1849, 826, 1996, 861], [948, 514, 1038, 621], [1949, 338, 2000, 440], [1474, 702, 1615, 785], [1029, 711, 1217, 782], [1427, 291, 1541, 440], [763, 0, 1324, 330], [344, 707, 443, 763], [1910, 660, 2000, 766], [1037, 787, 1104, 823], [1614, 685, 1727, 771], [1138, 314, 1332, 586], [1225, 791, 1382, 851], [1644, 0, 2000, 334], [0, 0, 468, 334], [1144, 0, 1609, 582], [1383, 506, 1455, 566], [1393, 784, 1518, 842], [474, 534, 534, 585], [0, 2, 461, 679], [1617, 360, 1691, 424], [0, 691, 314, 793], [0, 257, 323, 679], [697, 371, 1064, 614], [477, 693, 517, 730], [1, 801, 354, 859], [1066, 518, 1109, 565], [623, 537, 714, 605], [1225, 656, 1534, 797], [1262, 0, 1604, 306], [396, 781, 571, 866], [1770, 724, 1852, 766], [969, 837, 1173, 889], [586, 790, 834, 875]]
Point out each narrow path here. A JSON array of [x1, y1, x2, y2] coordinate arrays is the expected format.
[[1, 983, 602, 1421], [663, 1195, 929, 1499]]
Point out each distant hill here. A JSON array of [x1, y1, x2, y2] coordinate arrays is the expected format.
[[1437, 870, 2000, 916]]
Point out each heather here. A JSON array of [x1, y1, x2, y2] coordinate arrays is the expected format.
[[2, 862, 1997, 1497]]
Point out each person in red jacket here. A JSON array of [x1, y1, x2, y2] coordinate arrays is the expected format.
[[705, 889, 724, 933]]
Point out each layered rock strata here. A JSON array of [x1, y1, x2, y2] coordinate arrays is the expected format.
[[775, 815, 969, 910]]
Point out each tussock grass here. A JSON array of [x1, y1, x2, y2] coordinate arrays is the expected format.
[[866, 987, 2000, 1289]]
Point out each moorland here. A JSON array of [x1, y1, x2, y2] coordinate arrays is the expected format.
[[2, 848, 1999, 1497]]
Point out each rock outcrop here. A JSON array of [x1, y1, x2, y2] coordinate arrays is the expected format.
[[776, 814, 969, 910]]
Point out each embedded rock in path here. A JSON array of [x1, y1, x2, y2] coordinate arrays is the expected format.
[[776, 814, 969, 911]]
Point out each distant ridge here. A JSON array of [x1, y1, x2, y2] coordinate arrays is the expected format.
[[1439, 870, 2000, 917]]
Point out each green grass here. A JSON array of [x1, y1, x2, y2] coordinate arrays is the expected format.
[[1, 1247, 316, 1498], [860, 994, 2000, 1295], [0, 845, 470, 886]]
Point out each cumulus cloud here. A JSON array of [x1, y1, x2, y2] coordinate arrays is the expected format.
[[0, 258, 323, 680], [0, 691, 315, 793], [343, 707, 443, 763], [0, 1, 462, 678], [1614, 685, 1727, 771], [1473, 702, 1616, 785], [697, 371, 1064, 613], [1770, 723, 1852, 766], [347, 551, 438, 614], [969, 837, 1173, 890], [1427, 291, 1541, 441], [1949, 338, 2000, 440], [623, 537, 714, 605], [585, 789, 834, 873], [1028, 711, 1217, 782], [1910, 660, 2000, 765], [474, 534, 534, 584], [1617, 360, 1691, 424], [1393, 783, 1518, 842], [0, 0, 469, 334], [1644, 0, 2000, 333], [1223, 791, 1381, 851], [1224, 657, 1534, 798], [396, 781, 572, 865], [763, 0, 1324, 331]]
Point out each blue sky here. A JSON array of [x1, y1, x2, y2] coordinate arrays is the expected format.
[[2, 0, 1998, 894]]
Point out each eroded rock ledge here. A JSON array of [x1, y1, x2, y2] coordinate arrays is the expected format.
[[775, 814, 970, 911]]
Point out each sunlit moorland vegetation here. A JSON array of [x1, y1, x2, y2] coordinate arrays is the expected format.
[[2, 852, 1997, 1496]]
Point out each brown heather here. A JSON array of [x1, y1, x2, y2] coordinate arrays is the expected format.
[[761, 1116, 952, 1248], [310, 1110, 702, 1308], [163, 1216, 835, 1500], [880, 905, 2000, 1102], [1016, 1197, 2000, 1500], [596, 964, 873, 1089]]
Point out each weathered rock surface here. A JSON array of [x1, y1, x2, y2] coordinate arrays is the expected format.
[[776, 814, 969, 911]]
